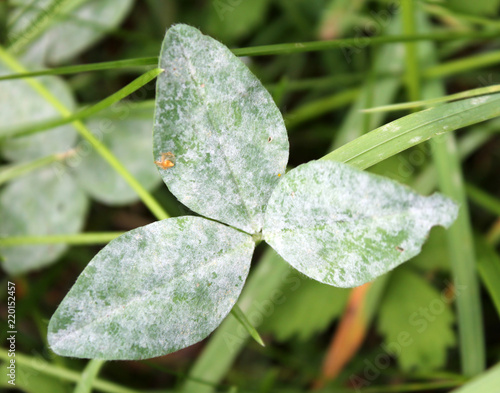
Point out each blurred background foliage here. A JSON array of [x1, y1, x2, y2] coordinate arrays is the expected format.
[[0, 0, 500, 392]]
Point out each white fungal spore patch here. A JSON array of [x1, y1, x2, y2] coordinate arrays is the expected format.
[[48, 217, 254, 360], [153, 24, 289, 234], [263, 161, 458, 288]]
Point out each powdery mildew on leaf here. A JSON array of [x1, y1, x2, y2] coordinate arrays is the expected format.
[[73, 115, 161, 205], [48, 216, 254, 360], [153, 24, 289, 234], [0, 167, 88, 275], [263, 161, 458, 288], [0, 62, 77, 162]]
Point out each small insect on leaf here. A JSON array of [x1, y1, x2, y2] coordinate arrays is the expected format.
[[155, 152, 175, 170]]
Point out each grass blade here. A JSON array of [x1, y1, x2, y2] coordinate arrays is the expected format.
[[230, 305, 265, 347], [476, 236, 500, 318], [232, 30, 500, 57], [363, 84, 500, 113], [321, 93, 500, 170], [452, 363, 500, 393], [466, 183, 500, 216], [0, 57, 158, 81], [0, 232, 123, 247], [413, 12, 485, 375]]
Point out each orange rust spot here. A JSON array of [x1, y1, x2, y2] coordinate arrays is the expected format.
[[155, 152, 175, 169], [278, 173, 281, 177]]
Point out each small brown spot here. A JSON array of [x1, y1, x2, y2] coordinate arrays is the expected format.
[[268, 136, 273, 142], [155, 152, 175, 169], [291, 192, 295, 197], [396, 246, 404, 252]]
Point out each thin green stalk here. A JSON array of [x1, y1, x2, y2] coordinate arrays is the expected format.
[[424, 50, 500, 79], [486, 221, 500, 246], [363, 84, 500, 113], [285, 88, 360, 129], [2, 40, 498, 84], [423, 3, 500, 28], [418, 17, 485, 376], [0, 46, 169, 221], [0, 232, 123, 247], [0, 151, 72, 185], [402, 0, 420, 103], [231, 29, 500, 57], [0, 351, 143, 393], [466, 183, 500, 216], [8, 0, 72, 53], [1, 68, 163, 139], [0, 57, 158, 81], [322, 93, 500, 170], [230, 305, 265, 347]]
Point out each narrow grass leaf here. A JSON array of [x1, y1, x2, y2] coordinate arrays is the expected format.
[[363, 85, 500, 113], [48, 217, 255, 360], [476, 236, 500, 318], [230, 305, 265, 347], [263, 160, 458, 287], [0, 57, 158, 81], [452, 363, 500, 393], [154, 24, 288, 234], [322, 93, 500, 170]]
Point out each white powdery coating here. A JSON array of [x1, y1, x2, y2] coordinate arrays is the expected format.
[[0, 62, 77, 162], [48, 217, 254, 360], [263, 161, 458, 288], [153, 24, 289, 234], [0, 167, 88, 275]]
